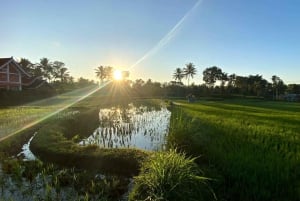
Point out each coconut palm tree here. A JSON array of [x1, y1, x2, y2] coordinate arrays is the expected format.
[[37, 58, 53, 83], [95, 66, 106, 83], [173, 68, 184, 84], [183, 62, 197, 86], [59, 67, 70, 83]]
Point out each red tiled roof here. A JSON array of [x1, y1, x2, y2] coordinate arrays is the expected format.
[[0, 58, 12, 67]]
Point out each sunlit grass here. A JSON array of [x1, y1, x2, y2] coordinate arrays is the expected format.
[[0, 85, 99, 141], [168, 99, 300, 201], [0, 106, 52, 139]]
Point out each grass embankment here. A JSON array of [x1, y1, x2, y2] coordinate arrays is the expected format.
[[168, 99, 300, 201], [30, 106, 148, 176]]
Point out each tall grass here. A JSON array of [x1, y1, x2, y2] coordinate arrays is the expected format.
[[168, 100, 300, 201], [129, 149, 214, 201]]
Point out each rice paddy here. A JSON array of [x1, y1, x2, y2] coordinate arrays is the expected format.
[[80, 103, 171, 150], [0, 88, 299, 201], [168, 99, 300, 201]]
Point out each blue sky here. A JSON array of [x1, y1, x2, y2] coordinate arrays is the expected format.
[[1, 0, 300, 84]]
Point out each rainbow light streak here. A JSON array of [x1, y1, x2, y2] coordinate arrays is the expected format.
[[0, 82, 110, 142]]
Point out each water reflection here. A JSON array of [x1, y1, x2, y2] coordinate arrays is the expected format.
[[79, 103, 171, 151]]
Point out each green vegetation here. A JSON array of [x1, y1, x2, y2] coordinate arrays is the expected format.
[[0, 158, 129, 200], [1, 78, 299, 200], [168, 99, 300, 201], [129, 149, 213, 201], [0, 106, 53, 139], [30, 107, 148, 176], [0, 85, 98, 141]]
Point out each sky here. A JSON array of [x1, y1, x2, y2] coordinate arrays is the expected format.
[[1, 0, 300, 84]]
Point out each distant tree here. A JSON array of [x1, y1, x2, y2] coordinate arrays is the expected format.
[[68, 76, 74, 84], [95, 65, 115, 83], [183, 63, 197, 86], [220, 72, 228, 94], [53, 61, 65, 81], [287, 84, 300, 94], [52, 61, 70, 82], [271, 75, 282, 100], [227, 74, 236, 94], [105, 66, 114, 80], [235, 76, 248, 95], [59, 67, 70, 83], [18, 58, 33, 73], [202, 66, 223, 87], [37, 58, 53, 82], [247, 75, 265, 96], [228, 74, 236, 87], [77, 77, 93, 87], [95, 66, 106, 83], [173, 68, 184, 83]]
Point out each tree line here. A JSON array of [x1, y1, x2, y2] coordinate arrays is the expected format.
[[19, 58, 72, 83], [172, 63, 295, 99], [18, 58, 96, 89], [95, 62, 300, 100]]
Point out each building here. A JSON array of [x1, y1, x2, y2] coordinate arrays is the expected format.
[[284, 94, 300, 102], [0, 57, 45, 91]]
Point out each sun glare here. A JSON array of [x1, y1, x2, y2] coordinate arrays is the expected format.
[[113, 70, 122, 80]]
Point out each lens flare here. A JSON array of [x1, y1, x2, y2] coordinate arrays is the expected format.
[[0, 82, 110, 142], [129, 0, 202, 70]]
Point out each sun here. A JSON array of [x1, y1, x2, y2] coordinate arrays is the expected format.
[[113, 70, 123, 81]]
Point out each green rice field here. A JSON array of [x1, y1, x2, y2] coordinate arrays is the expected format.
[[1, 90, 299, 200], [168, 99, 300, 201]]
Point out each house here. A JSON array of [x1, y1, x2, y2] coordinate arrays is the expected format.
[[284, 94, 300, 102], [0, 57, 45, 91]]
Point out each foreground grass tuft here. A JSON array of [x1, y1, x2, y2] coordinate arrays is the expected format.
[[129, 149, 214, 201]]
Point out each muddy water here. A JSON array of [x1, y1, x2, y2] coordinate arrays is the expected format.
[[79, 103, 171, 151]]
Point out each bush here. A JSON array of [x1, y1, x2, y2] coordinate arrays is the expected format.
[[129, 149, 214, 201]]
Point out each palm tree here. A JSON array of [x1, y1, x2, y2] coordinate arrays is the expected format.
[[38, 58, 53, 83], [95, 66, 106, 83], [173, 68, 184, 84], [183, 62, 197, 86], [59, 67, 70, 83]]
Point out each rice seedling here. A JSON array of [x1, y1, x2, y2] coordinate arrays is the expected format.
[[129, 149, 215, 201], [0, 158, 130, 200], [80, 103, 171, 151], [168, 99, 300, 201]]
